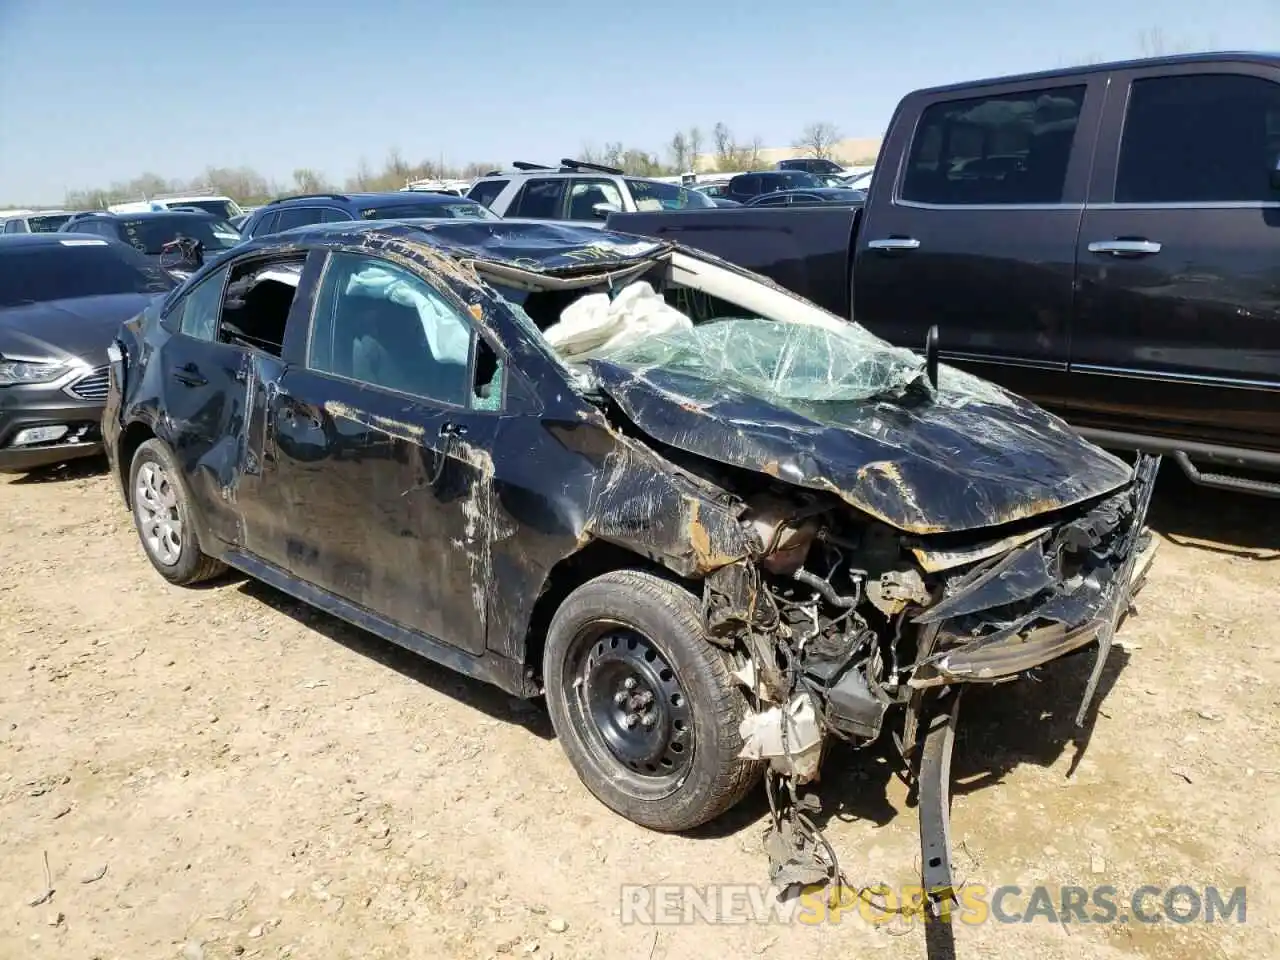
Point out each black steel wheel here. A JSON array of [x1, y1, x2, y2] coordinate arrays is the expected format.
[[573, 624, 695, 792], [544, 569, 762, 832]]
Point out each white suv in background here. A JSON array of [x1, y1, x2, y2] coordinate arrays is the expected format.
[[467, 160, 716, 221]]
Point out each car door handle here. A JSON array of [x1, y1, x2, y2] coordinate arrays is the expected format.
[[868, 237, 921, 252], [1087, 239, 1162, 257], [170, 362, 207, 387]]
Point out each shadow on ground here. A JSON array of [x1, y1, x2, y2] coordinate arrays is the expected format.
[[1145, 460, 1279, 557], [8, 456, 110, 485], [226, 556, 1140, 846], [234, 576, 555, 740]]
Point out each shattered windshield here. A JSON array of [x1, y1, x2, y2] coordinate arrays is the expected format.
[[596, 316, 933, 403], [531, 252, 1012, 407]]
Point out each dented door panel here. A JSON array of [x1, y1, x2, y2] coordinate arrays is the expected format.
[[232, 351, 289, 561], [267, 371, 495, 656], [158, 336, 254, 548]]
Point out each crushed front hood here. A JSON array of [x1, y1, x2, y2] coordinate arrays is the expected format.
[[587, 360, 1134, 534]]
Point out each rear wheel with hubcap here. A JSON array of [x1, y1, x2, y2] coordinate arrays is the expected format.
[[128, 438, 225, 585]]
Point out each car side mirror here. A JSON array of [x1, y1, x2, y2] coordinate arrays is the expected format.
[[591, 202, 622, 219]]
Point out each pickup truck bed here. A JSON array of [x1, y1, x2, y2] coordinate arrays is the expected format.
[[606, 206, 860, 318]]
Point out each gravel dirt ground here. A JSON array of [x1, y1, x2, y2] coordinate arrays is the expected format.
[[1, 458, 1277, 960]]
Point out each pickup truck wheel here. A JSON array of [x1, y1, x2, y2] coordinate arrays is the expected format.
[[128, 439, 225, 586], [544, 569, 762, 832]]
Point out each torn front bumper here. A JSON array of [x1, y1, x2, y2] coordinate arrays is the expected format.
[[907, 455, 1161, 709]]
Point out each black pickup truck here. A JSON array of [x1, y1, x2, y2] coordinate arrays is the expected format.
[[608, 52, 1280, 496]]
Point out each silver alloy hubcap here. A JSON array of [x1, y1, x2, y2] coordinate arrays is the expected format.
[[135, 461, 183, 566]]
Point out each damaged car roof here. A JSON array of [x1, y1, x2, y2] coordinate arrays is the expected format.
[[266, 219, 674, 273]]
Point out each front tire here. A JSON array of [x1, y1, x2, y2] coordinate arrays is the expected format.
[[544, 569, 762, 832], [128, 438, 225, 585]]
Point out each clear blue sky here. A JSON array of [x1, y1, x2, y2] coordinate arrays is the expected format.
[[1, 0, 1277, 203]]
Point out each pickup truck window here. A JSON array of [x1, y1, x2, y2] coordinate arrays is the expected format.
[[1116, 74, 1280, 204], [902, 85, 1085, 205]]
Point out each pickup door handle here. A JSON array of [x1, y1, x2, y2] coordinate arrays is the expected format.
[[1087, 239, 1162, 257], [170, 362, 207, 387], [868, 237, 921, 252]]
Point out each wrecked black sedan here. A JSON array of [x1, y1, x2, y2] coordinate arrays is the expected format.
[[102, 220, 1158, 933]]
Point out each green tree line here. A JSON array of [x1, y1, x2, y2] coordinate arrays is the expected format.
[[39, 119, 853, 210]]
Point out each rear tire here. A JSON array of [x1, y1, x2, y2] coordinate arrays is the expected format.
[[128, 438, 225, 585], [544, 569, 762, 832]]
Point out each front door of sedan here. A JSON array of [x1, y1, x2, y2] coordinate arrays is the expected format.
[[264, 250, 513, 656]]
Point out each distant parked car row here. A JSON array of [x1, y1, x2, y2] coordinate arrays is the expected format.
[[465, 159, 717, 219]]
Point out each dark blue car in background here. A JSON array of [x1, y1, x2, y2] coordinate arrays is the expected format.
[[238, 190, 497, 240]]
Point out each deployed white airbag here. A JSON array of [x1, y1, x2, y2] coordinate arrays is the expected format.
[[346, 265, 470, 365], [543, 280, 691, 360]]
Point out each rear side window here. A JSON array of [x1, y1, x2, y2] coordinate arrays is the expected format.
[[275, 206, 326, 232], [731, 174, 760, 196], [173, 264, 231, 341], [509, 179, 567, 218], [625, 178, 713, 211], [249, 210, 279, 236], [902, 85, 1086, 205], [467, 179, 509, 209], [1116, 73, 1280, 204]]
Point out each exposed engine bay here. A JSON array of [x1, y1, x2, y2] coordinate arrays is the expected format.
[[700, 455, 1159, 906]]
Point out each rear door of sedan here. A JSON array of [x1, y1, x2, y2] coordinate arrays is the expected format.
[[154, 247, 318, 551]]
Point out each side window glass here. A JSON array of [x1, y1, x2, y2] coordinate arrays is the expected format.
[[467, 179, 509, 209], [1116, 74, 1280, 203], [173, 264, 231, 341], [215, 257, 304, 357], [308, 252, 502, 409], [902, 85, 1086, 205], [566, 179, 625, 220], [275, 206, 324, 232], [510, 178, 567, 218], [319, 208, 350, 223], [249, 210, 279, 237]]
